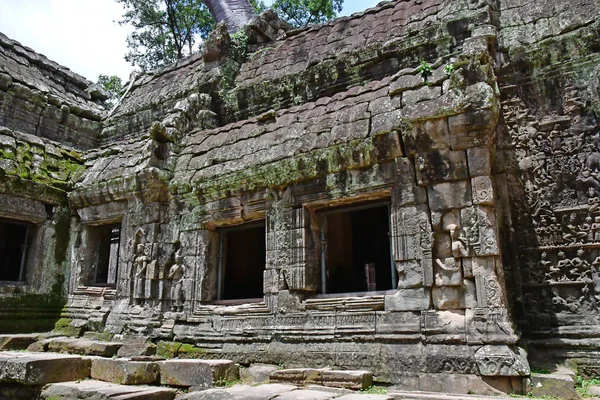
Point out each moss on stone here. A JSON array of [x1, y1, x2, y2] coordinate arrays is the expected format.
[[178, 343, 207, 359], [156, 341, 183, 358]]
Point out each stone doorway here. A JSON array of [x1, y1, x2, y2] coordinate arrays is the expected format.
[[320, 203, 395, 294], [218, 222, 266, 301]]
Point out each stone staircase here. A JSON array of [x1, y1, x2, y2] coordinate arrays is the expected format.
[[0, 334, 577, 400]]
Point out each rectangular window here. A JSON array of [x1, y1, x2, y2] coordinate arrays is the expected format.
[[320, 203, 396, 295], [217, 221, 266, 301], [0, 219, 30, 282], [95, 224, 121, 285]]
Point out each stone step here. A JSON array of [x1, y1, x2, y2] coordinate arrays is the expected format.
[[177, 383, 392, 399], [91, 357, 160, 385], [387, 390, 555, 400], [0, 333, 44, 350], [270, 368, 373, 390], [530, 373, 580, 400], [28, 336, 123, 356], [158, 359, 239, 388], [40, 379, 177, 399], [0, 351, 90, 385]]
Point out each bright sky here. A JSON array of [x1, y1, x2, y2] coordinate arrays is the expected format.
[[0, 0, 383, 83]]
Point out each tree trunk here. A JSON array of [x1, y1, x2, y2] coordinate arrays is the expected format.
[[204, 0, 256, 33]]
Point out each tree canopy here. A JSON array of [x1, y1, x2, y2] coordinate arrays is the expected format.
[[117, 0, 345, 71], [117, 0, 214, 71], [97, 74, 124, 107], [270, 0, 343, 28]]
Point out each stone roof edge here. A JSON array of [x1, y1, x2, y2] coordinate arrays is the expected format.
[[282, 0, 396, 40], [0, 31, 93, 90]]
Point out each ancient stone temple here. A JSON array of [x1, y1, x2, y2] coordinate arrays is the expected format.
[[1, 0, 600, 394]]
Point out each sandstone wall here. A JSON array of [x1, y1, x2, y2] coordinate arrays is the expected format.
[[0, 33, 105, 149], [494, 0, 600, 367]]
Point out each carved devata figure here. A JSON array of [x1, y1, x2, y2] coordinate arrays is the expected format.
[[134, 243, 148, 306], [168, 249, 186, 312]]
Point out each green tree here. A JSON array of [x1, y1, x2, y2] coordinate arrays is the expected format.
[[97, 74, 124, 107], [271, 0, 343, 28], [117, 0, 215, 71]]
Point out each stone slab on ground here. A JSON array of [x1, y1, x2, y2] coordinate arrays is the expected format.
[[40, 379, 176, 399], [0, 334, 42, 350], [388, 391, 554, 400], [179, 384, 297, 400], [335, 395, 393, 400], [588, 384, 600, 395], [242, 363, 281, 383], [91, 357, 159, 385], [158, 359, 239, 387], [44, 337, 123, 356], [0, 351, 90, 385], [530, 373, 579, 400], [270, 368, 372, 390], [273, 389, 340, 399]]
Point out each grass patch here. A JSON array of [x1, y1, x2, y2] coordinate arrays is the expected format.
[[360, 385, 388, 395], [576, 376, 600, 397]]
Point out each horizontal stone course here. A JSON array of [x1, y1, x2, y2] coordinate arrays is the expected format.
[[270, 368, 372, 390]]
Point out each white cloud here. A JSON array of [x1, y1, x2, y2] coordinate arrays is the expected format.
[[0, 0, 134, 82]]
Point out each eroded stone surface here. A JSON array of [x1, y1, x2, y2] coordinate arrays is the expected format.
[[0, 351, 90, 385], [158, 359, 239, 387], [91, 358, 159, 385], [40, 379, 176, 400]]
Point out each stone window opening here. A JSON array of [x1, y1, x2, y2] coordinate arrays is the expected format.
[[94, 224, 121, 286], [0, 218, 31, 283], [318, 202, 396, 295], [216, 221, 266, 302]]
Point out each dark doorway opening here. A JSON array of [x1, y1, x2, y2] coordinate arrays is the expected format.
[[95, 224, 121, 285], [322, 204, 394, 294], [219, 223, 266, 300], [0, 219, 30, 282]]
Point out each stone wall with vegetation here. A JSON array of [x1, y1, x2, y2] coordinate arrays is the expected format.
[[2, 0, 600, 392], [0, 33, 101, 332], [493, 0, 600, 367]]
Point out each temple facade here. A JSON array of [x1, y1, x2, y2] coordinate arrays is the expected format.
[[1, 0, 600, 393]]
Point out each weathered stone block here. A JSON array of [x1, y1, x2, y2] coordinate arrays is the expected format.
[[117, 339, 157, 357], [40, 379, 176, 400], [91, 358, 159, 385], [0, 334, 40, 350], [427, 181, 472, 211], [158, 359, 239, 387], [402, 86, 441, 106], [474, 345, 530, 377], [0, 351, 91, 385], [402, 118, 451, 156], [385, 288, 431, 311], [241, 364, 280, 384], [415, 149, 468, 186], [529, 373, 580, 400], [466, 147, 490, 177], [270, 368, 323, 386], [389, 73, 422, 95], [395, 260, 423, 289], [432, 286, 465, 310], [321, 370, 372, 390], [448, 110, 495, 150], [471, 176, 494, 205]]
